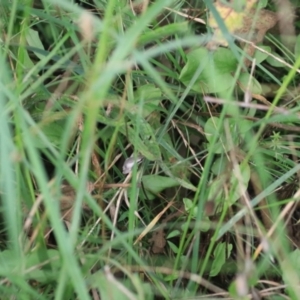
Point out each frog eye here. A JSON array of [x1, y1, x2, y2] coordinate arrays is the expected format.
[[122, 154, 144, 174]]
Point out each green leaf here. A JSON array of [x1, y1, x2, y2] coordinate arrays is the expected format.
[[211, 156, 229, 175], [238, 72, 262, 94], [133, 84, 162, 117], [204, 117, 236, 153], [167, 241, 179, 254], [204, 117, 251, 154], [138, 22, 189, 46], [164, 273, 179, 281], [142, 175, 179, 194], [89, 272, 135, 300], [204, 117, 220, 144], [200, 216, 211, 232], [228, 163, 251, 205], [159, 162, 197, 191], [208, 162, 251, 208], [134, 84, 161, 101], [210, 243, 226, 277], [167, 230, 180, 239], [210, 242, 232, 277], [282, 249, 300, 285], [0, 250, 17, 273], [183, 198, 198, 217], [26, 29, 46, 60], [208, 177, 225, 203], [0, 249, 61, 283], [183, 198, 210, 230], [21, 49, 35, 70], [266, 55, 286, 68], [254, 46, 271, 64], [212, 47, 238, 73], [179, 47, 236, 94], [256, 0, 268, 9], [125, 115, 161, 161], [125, 129, 159, 161], [238, 119, 253, 138], [29, 120, 66, 149]]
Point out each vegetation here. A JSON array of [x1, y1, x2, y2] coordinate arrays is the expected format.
[[1, 0, 300, 299]]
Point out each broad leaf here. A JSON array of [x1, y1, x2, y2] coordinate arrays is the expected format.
[[133, 84, 162, 117], [208, 162, 251, 209], [238, 72, 262, 94], [26, 29, 46, 60], [204, 117, 237, 153], [179, 47, 237, 94], [254, 46, 271, 64], [210, 242, 233, 277], [142, 175, 179, 194]]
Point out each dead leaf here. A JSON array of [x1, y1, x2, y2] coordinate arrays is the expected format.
[[207, 1, 278, 66], [207, 0, 258, 49]]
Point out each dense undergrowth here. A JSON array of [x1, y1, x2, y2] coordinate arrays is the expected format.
[[1, 0, 300, 299]]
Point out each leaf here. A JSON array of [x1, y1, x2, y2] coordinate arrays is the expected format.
[[134, 84, 161, 101], [207, 0, 258, 47], [169, 159, 191, 181], [266, 55, 286, 68], [159, 162, 197, 191], [0, 249, 61, 283], [254, 46, 271, 64], [204, 117, 220, 144], [179, 47, 236, 94], [89, 272, 134, 300], [140, 130, 161, 160], [137, 22, 189, 46], [159, 133, 192, 181], [126, 121, 161, 161], [200, 216, 211, 232], [30, 120, 66, 149], [208, 162, 251, 208], [213, 48, 238, 73], [167, 230, 180, 239], [183, 198, 210, 231], [256, 0, 268, 9], [0, 250, 17, 273], [22, 49, 35, 70], [238, 119, 253, 138], [228, 163, 251, 205], [26, 29, 46, 60], [204, 116, 252, 155], [167, 241, 179, 254], [142, 175, 179, 194], [211, 156, 229, 175], [133, 84, 162, 117], [282, 249, 300, 283], [210, 243, 226, 277], [210, 242, 233, 277], [238, 72, 262, 94], [204, 117, 237, 153], [207, 176, 226, 204], [183, 198, 198, 217]]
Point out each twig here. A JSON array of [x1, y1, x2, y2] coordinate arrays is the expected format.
[[164, 7, 206, 24]]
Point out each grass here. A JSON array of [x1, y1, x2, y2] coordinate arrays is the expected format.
[[1, 0, 300, 299]]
